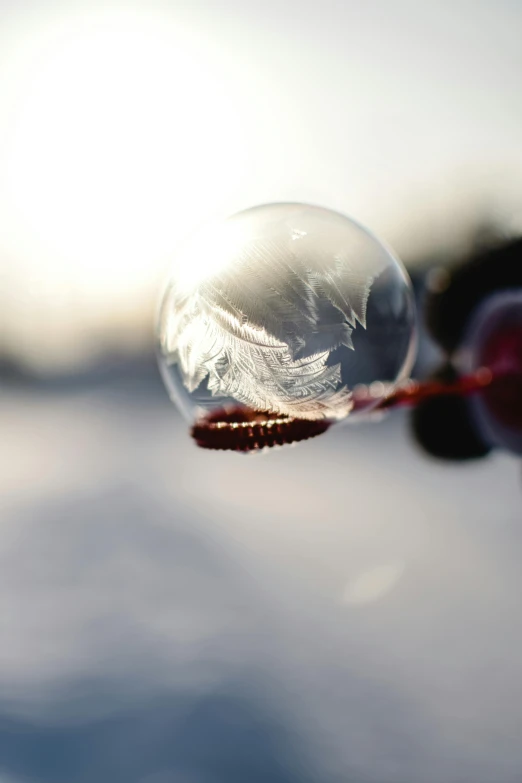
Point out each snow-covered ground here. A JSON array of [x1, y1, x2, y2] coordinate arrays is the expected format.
[[0, 367, 520, 783]]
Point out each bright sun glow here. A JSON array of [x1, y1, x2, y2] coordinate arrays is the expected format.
[[0, 10, 246, 305]]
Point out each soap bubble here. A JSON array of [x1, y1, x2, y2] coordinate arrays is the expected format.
[[462, 290, 522, 455], [157, 203, 416, 427]]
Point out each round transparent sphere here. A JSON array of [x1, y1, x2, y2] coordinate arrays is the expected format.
[[157, 203, 417, 424], [462, 290, 522, 456]]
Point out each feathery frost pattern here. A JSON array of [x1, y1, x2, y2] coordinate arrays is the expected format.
[[163, 234, 376, 420]]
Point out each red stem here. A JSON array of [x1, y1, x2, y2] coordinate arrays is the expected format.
[[375, 367, 498, 411]]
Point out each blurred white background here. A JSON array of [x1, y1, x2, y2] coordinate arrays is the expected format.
[[0, 0, 521, 371], [0, 3, 521, 782]]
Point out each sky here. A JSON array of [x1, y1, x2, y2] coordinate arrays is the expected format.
[[0, 0, 521, 370]]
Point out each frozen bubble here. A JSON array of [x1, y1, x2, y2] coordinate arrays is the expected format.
[[157, 203, 416, 426]]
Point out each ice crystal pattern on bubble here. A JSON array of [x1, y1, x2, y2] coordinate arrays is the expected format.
[[163, 235, 378, 420]]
